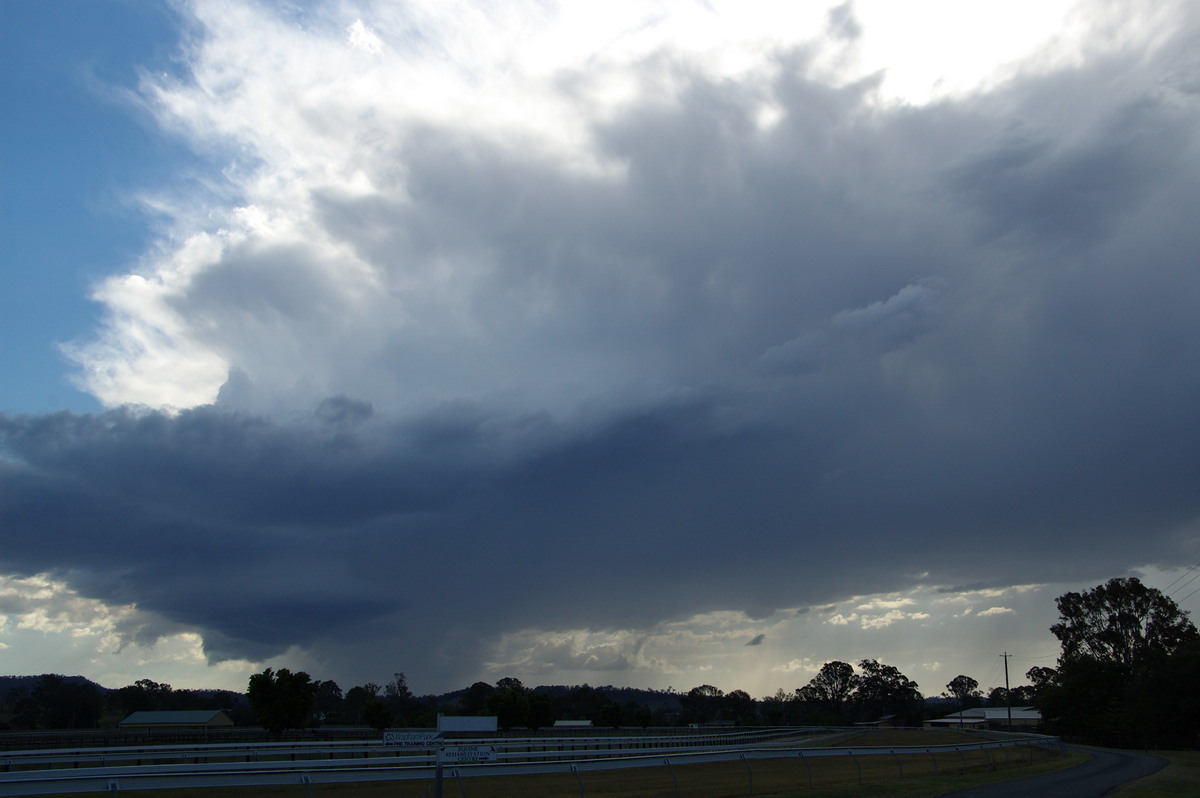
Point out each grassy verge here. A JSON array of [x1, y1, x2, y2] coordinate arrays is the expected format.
[[1110, 750, 1200, 797]]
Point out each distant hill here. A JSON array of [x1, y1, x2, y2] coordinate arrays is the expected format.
[[0, 674, 110, 698]]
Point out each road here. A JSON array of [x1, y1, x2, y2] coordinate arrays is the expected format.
[[940, 745, 1167, 797]]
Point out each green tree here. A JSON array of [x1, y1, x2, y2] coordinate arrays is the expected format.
[[247, 668, 319, 734]]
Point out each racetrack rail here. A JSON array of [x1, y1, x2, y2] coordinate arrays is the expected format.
[[0, 729, 1064, 795]]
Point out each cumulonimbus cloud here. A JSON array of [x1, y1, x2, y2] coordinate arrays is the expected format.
[[3, 0, 1199, 691]]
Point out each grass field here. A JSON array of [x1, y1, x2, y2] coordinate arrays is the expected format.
[[45, 730, 1085, 798], [1110, 750, 1200, 797]]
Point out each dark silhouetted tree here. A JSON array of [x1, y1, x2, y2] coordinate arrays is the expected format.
[[361, 699, 394, 731], [384, 672, 416, 726], [853, 659, 922, 724], [724, 689, 757, 725], [459, 682, 496, 715], [681, 684, 724, 724], [343, 685, 375, 724], [30, 675, 103, 729], [486, 677, 529, 729], [1051, 577, 1198, 668], [247, 668, 318, 734], [944, 675, 980, 714], [760, 689, 793, 725], [6, 687, 40, 729], [527, 693, 556, 729], [552, 685, 612, 723], [1042, 577, 1199, 747], [1024, 666, 1058, 708], [597, 701, 624, 728], [312, 680, 343, 725], [797, 661, 858, 722], [988, 683, 1037, 707], [109, 679, 173, 715]]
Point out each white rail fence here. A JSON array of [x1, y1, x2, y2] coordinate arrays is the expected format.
[[0, 730, 1064, 796]]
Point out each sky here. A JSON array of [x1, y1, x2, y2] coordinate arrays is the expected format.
[[2, 0, 1199, 701]]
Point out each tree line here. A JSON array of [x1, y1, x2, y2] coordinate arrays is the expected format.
[[4, 578, 1196, 748], [0, 676, 245, 731]]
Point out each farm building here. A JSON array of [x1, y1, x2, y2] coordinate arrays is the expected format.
[[119, 710, 234, 730], [924, 707, 1040, 730]]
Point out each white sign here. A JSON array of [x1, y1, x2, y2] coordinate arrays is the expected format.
[[439, 745, 497, 763], [383, 731, 443, 747]]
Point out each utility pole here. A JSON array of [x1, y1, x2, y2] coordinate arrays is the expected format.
[[1001, 652, 1012, 729]]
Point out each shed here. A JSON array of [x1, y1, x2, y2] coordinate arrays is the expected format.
[[119, 710, 234, 730], [923, 707, 1040, 730]]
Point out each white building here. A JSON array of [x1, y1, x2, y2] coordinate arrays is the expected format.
[[924, 707, 1040, 730]]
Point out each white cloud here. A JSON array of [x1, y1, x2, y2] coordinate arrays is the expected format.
[[347, 19, 383, 54], [977, 606, 1015, 616], [0, 574, 257, 691], [63, 0, 1194, 416], [772, 657, 820, 676]]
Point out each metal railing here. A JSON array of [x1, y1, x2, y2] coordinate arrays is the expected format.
[[0, 728, 1064, 796]]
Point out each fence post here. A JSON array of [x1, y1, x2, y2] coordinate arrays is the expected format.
[[891, 749, 903, 780], [453, 767, 466, 798], [799, 750, 811, 789], [955, 746, 968, 773], [301, 773, 313, 798], [849, 750, 861, 785], [740, 753, 752, 795]]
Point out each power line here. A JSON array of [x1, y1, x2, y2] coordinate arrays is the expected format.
[[1161, 561, 1200, 591], [1167, 566, 1200, 598], [1175, 582, 1200, 605]]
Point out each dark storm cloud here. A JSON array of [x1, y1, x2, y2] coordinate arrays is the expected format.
[[4, 9, 1200, 689]]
